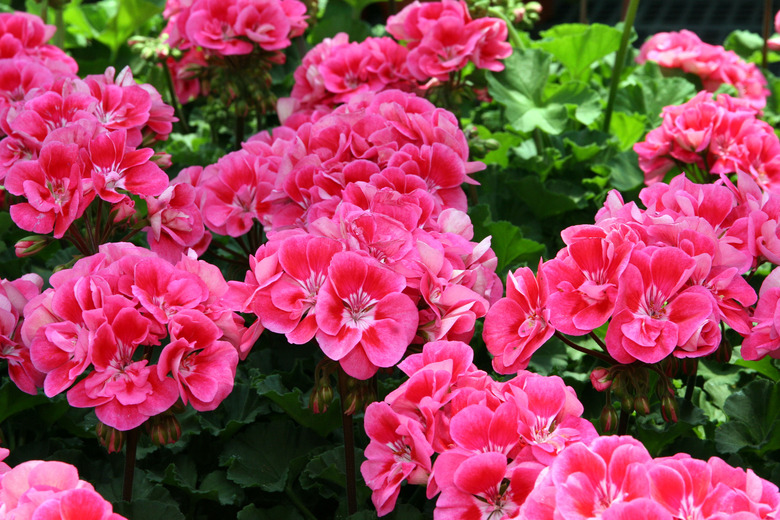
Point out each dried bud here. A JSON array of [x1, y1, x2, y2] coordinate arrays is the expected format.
[[146, 413, 182, 446], [96, 422, 125, 453], [599, 404, 618, 432], [661, 395, 679, 423]]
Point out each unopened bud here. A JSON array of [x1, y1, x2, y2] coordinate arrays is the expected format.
[[661, 357, 679, 378], [146, 413, 182, 446], [681, 358, 698, 376], [590, 367, 613, 392], [633, 395, 650, 416], [96, 422, 125, 453], [661, 395, 679, 423], [599, 404, 618, 432], [310, 384, 334, 414], [712, 339, 733, 364], [14, 236, 48, 257], [620, 394, 634, 413]]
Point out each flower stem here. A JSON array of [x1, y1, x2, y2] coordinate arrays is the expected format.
[[555, 331, 614, 363], [285, 485, 318, 520], [122, 427, 140, 503], [763, 0, 773, 69], [617, 407, 630, 435], [337, 367, 358, 515], [603, 0, 640, 134]]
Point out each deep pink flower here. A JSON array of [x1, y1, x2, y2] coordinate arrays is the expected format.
[[315, 251, 418, 379], [361, 402, 433, 516], [483, 263, 553, 374], [605, 247, 712, 364], [157, 309, 238, 411], [85, 129, 169, 204], [5, 140, 90, 238]]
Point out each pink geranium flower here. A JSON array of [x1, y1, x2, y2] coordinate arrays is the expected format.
[[604, 247, 712, 364], [315, 251, 418, 379], [483, 263, 553, 374]]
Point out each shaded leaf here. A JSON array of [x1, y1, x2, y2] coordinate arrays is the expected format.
[[715, 379, 780, 455], [220, 421, 324, 492]]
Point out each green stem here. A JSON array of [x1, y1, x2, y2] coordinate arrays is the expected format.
[[682, 364, 698, 408], [285, 485, 318, 520], [54, 6, 64, 50], [617, 407, 630, 435], [162, 60, 190, 134], [122, 428, 140, 503], [555, 331, 614, 363], [763, 0, 773, 69], [337, 368, 358, 515], [487, 8, 524, 49], [602, 0, 640, 134]]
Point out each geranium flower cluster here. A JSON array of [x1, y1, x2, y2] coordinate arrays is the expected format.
[[0, 273, 44, 395], [0, 11, 77, 79], [519, 435, 780, 520], [360, 340, 597, 518], [280, 0, 512, 115], [483, 171, 780, 375], [637, 29, 769, 111], [220, 90, 502, 379], [18, 243, 254, 431], [633, 92, 780, 190], [161, 0, 308, 103], [0, 13, 177, 243], [0, 448, 127, 520]]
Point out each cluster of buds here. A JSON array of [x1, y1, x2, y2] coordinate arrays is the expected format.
[[467, 0, 542, 28], [591, 362, 683, 429]]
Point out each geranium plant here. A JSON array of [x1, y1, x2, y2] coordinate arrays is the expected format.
[[0, 0, 779, 518]]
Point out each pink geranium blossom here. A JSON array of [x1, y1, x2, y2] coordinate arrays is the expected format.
[[315, 251, 418, 379], [483, 263, 553, 374]]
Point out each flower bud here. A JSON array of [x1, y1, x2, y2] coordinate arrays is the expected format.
[[711, 338, 733, 364], [633, 395, 650, 416], [14, 236, 49, 257], [146, 413, 182, 446], [661, 357, 679, 378], [661, 395, 679, 423], [681, 358, 698, 376], [590, 367, 613, 392], [599, 404, 618, 432], [96, 422, 125, 453], [620, 394, 634, 413], [310, 384, 334, 414]]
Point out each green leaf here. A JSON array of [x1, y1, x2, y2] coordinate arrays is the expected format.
[[253, 373, 342, 437], [616, 64, 698, 127], [113, 500, 185, 520], [300, 447, 368, 503], [98, 0, 164, 54], [220, 421, 324, 492], [197, 381, 271, 438], [486, 49, 569, 135], [715, 379, 780, 455], [734, 355, 780, 381], [592, 149, 643, 191], [536, 23, 622, 81], [513, 175, 587, 218], [484, 220, 545, 272], [308, 0, 371, 45], [546, 81, 602, 126], [608, 111, 647, 151], [0, 380, 50, 424], [723, 30, 764, 60], [237, 504, 304, 520]]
